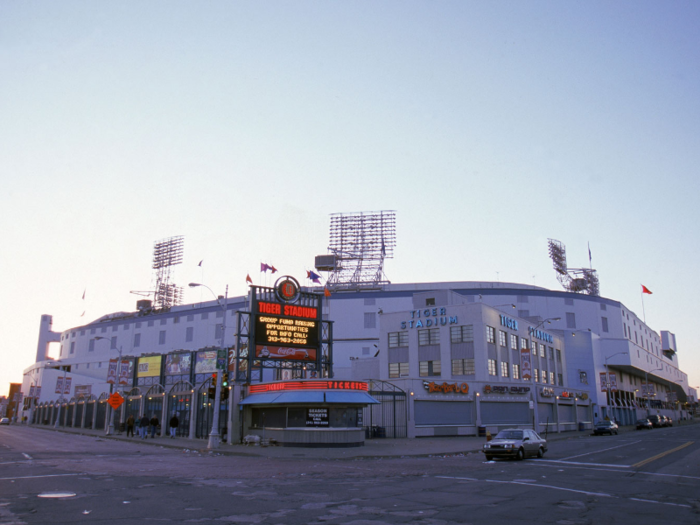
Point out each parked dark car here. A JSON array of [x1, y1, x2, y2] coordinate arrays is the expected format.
[[664, 416, 673, 427], [647, 415, 664, 428], [482, 429, 547, 461], [594, 420, 619, 435], [636, 418, 653, 430]]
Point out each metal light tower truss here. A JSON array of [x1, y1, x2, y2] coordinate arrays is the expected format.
[[152, 236, 184, 310], [326, 211, 396, 290], [547, 238, 600, 296]]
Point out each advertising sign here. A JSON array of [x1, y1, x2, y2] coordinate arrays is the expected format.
[[195, 350, 218, 374], [600, 372, 608, 392], [118, 359, 134, 386], [63, 377, 72, 395], [75, 385, 92, 398], [137, 356, 162, 378], [520, 348, 532, 381], [55, 377, 64, 394], [255, 345, 317, 361], [306, 408, 329, 427], [35, 386, 41, 399], [608, 372, 618, 392], [107, 359, 118, 384], [165, 353, 192, 376], [255, 314, 319, 349]]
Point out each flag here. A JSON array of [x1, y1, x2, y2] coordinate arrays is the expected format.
[[246, 274, 253, 284], [642, 285, 652, 295], [82, 289, 86, 300], [261, 263, 269, 272], [324, 287, 331, 297], [270, 265, 277, 273], [307, 270, 321, 284], [198, 260, 203, 267]]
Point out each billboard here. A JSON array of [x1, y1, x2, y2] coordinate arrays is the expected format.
[[165, 353, 192, 376], [137, 356, 162, 378], [195, 350, 218, 374], [520, 348, 532, 381]]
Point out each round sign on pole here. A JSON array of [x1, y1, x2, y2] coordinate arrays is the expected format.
[[274, 275, 301, 304]]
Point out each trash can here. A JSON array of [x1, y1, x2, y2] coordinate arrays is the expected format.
[[478, 426, 486, 437], [578, 422, 585, 431]]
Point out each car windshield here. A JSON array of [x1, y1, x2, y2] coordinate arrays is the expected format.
[[598, 421, 613, 426], [496, 430, 523, 440]]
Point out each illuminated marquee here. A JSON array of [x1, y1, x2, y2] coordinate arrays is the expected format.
[[249, 380, 369, 394]]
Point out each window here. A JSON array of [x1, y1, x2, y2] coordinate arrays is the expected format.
[[159, 331, 166, 345], [534, 369, 539, 382], [452, 359, 475, 375], [70, 342, 75, 354], [501, 361, 509, 377], [548, 347, 554, 359], [364, 312, 376, 329], [419, 360, 441, 377], [389, 362, 409, 378], [539, 344, 545, 358], [499, 330, 507, 347], [201, 313, 209, 320], [601, 317, 609, 332], [134, 333, 141, 348], [101, 327, 107, 333], [186, 327, 194, 343], [91, 328, 96, 334], [88, 339, 95, 352], [510, 334, 518, 350], [556, 349, 561, 362], [135, 322, 142, 329], [112, 326, 117, 332], [80, 330, 85, 336], [541, 370, 547, 384], [565, 298, 574, 306], [488, 359, 497, 376], [147, 320, 154, 327], [566, 312, 576, 329], [512, 364, 520, 379], [450, 325, 473, 343], [364, 298, 376, 306], [418, 328, 440, 346], [388, 331, 409, 348], [215, 324, 223, 340], [486, 326, 496, 344], [425, 298, 435, 306], [174, 316, 180, 324], [549, 370, 554, 384], [521, 338, 528, 349], [558, 373, 564, 386], [123, 324, 129, 330], [216, 310, 223, 318], [600, 303, 607, 311], [110, 336, 117, 349]]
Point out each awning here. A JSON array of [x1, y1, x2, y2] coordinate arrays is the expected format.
[[239, 390, 379, 406]]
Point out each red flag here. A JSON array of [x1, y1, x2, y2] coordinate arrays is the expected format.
[[246, 274, 253, 285], [641, 285, 652, 295], [324, 287, 331, 297]]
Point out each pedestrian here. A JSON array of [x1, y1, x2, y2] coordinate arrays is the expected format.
[[140, 414, 149, 439], [149, 414, 159, 438], [126, 414, 135, 437], [169, 414, 179, 439]]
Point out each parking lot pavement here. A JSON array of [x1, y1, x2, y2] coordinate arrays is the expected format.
[[16, 423, 653, 460]]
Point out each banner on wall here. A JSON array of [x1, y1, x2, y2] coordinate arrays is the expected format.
[[600, 372, 608, 392], [520, 348, 532, 381], [137, 356, 162, 378], [194, 350, 218, 374], [608, 372, 618, 392], [55, 377, 64, 394], [63, 377, 72, 395], [119, 359, 134, 386], [165, 353, 192, 376]]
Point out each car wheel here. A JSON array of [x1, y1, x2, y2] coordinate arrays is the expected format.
[[485, 455, 493, 461], [537, 447, 544, 458], [516, 448, 525, 461], [614, 430, 618, 435]]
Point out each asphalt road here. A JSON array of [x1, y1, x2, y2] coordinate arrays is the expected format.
[[1, 424, 699, 524]]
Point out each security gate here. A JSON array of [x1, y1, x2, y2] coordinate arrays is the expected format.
[[364, 380, 407, 439]]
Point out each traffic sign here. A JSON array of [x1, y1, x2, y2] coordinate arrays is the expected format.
[[107, 392, 124, 409]]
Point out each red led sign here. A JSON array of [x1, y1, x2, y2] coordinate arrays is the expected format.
[[249, 380, 369, 394], [258, 301, 318, 319]]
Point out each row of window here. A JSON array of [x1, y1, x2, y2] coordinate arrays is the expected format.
[[65, 325, 222, 355], [61, 311, 233, 340]]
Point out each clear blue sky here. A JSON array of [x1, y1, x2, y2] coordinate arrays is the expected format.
[[2, 1, 699, 396]]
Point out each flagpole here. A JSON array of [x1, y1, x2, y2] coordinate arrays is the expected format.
[[641, 286, 646, 324]]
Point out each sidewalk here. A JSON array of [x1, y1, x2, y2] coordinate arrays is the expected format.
[[28, 424, 615, 460]]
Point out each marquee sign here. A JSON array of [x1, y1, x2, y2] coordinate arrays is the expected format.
[[484, 385, 531, 395], [249, 380, 368, 394]]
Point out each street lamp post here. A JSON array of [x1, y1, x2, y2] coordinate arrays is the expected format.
[[604, 352, 628, 420], [189, 282, 228, 450], [94, 337, 123, 435], [644, 365, 664, 417]]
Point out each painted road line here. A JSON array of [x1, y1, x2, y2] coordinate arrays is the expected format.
[[436, 476, 615, 498], [560, 441, 641, 461], [629, 498, 692, 509], [633, 441, 694, 469], [535, 461, 700, 481], [0, 474, 79, 481], [538, 459, 631, 468]]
